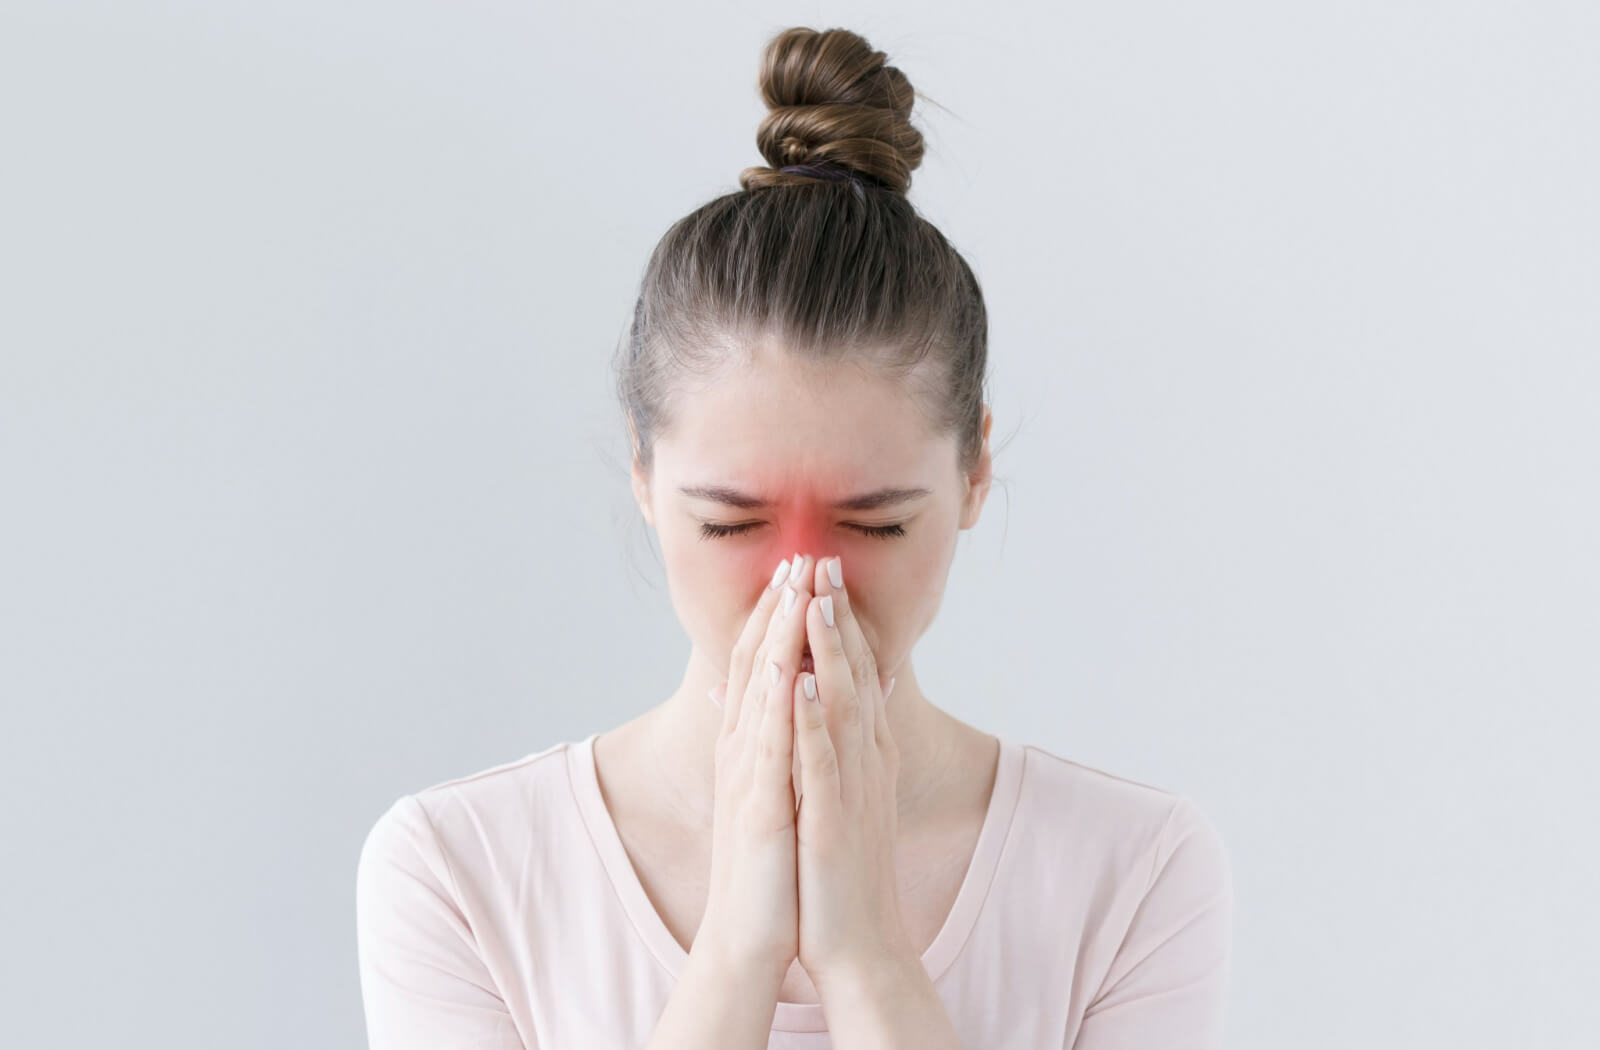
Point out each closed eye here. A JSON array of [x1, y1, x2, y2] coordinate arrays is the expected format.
[[698, 521, 906, 541]]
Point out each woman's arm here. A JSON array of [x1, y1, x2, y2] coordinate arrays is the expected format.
[[1069, 796, 1235, 1050], [355, 795, 528, 1050], [356, 793, 787, 1050], [642, 930, 788, 1050]]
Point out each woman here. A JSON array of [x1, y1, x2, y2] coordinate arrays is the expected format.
[[356, 25, 1233, 1050]]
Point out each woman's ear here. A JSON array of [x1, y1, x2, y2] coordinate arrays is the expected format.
[[631, 458, 656, 528], [958, 406, 994, 531], [627, 417, 656, 528]]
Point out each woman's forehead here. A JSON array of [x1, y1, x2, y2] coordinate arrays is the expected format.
[[657, 354, 950, 485], [658, 424, 945, 493], [669, 382, 934, 454]]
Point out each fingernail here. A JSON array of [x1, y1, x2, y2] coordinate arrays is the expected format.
[[820, 594, 834, 628], [803, 674, 817, 701], [782, 585, 798, 617], [827, 557, 842, 590], [770, 558, 790, 589], [788, 553, 805, 584], [885, 676, 896, 700]]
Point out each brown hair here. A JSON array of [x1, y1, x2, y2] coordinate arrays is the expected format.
[[615, 26, 997, 488]]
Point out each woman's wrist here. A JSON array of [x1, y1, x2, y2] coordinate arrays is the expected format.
[[688, 925, 792, 989]]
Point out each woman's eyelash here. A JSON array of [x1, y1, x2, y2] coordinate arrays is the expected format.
[[698, 521, 906, 541]]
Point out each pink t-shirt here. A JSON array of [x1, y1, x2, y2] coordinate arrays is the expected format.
[[355, 731, 1233, 1048]]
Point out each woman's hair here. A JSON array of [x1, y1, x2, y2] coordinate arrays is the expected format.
[[614, 26, 992, 481]]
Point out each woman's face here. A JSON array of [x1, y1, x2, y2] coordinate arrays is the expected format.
[[631, 346, 993, 688]]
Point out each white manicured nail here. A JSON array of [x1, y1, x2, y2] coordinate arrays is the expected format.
[[788, 554, 805, 584], [827, 557, 842, 589], [803, 674, 817, 700], [821, 594, 834, 627], [770, 558, 790, 589], [782, 586, 798, 616]]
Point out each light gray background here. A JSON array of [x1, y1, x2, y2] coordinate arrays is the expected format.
[[2, 2, 1595, 1047]]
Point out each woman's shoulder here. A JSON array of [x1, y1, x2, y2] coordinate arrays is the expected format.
[[360, 736, 588, 875], [1001, 741, 1234, 1031], [1011, 738, 1229, 875], [412, 737, 576, 803]]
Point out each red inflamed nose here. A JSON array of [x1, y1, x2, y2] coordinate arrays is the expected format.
[[751, 492, 838, 583]]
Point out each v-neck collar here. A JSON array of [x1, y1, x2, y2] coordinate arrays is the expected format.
[[567, 728, 1025, 1033]]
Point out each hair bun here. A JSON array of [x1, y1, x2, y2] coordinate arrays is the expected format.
[[739, 27, 925, 195]]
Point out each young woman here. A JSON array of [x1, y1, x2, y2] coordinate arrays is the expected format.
[[356, 26, 1233, 1050]]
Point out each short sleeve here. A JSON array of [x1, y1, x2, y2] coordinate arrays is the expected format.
[[355, 794, 529, 1050], [1070, 796, 1234, 1050]]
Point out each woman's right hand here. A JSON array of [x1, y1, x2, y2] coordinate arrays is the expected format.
[[695, 553, 817, 979]]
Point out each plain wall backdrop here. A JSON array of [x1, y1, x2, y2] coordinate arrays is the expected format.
[[2, 1, 1596, 1047]]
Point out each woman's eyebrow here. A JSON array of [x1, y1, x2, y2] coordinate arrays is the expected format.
[[678, 484, 931, 511]]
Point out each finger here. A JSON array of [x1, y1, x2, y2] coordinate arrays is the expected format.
[[806, 589, 863, 794], [792, 671, 840, 816], [741, 554, 814, 739], [771, 554, 814, 662], [726, 555, 796, 738], [756, 654, 798, 814], [814, 556, 882, 751], [723, 554, 791, 736]]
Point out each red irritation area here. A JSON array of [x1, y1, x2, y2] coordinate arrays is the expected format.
[[750, 490, 839, 586]]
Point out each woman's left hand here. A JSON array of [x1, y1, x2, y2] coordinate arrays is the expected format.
[[792, 555, 912, 990]]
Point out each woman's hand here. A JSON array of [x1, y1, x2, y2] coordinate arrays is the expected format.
[[698, 554, 818, 979], [790, 554, 912, 991]]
